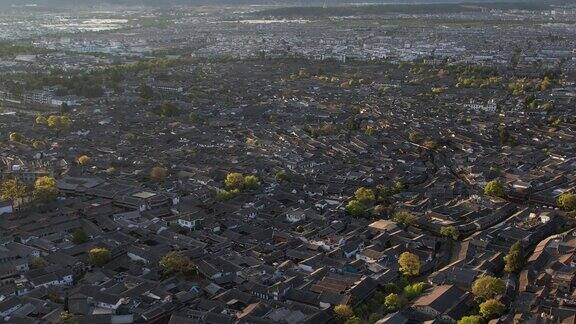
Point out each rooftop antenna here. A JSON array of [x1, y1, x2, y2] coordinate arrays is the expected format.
[[323, 0, 328, 9]]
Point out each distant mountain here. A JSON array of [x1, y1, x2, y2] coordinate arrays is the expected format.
[[254, 1, 555, 18]]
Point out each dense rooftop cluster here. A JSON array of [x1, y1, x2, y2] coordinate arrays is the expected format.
[[0, 2, 575, 324]]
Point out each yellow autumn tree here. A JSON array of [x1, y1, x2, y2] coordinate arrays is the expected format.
[[225, 172, 245, 190], [77, 155, 91, 166], [398, 252, 421, 277], [1, 179, 28, 202], [334, 304, 354, 319], [34, 176, 58, 203]]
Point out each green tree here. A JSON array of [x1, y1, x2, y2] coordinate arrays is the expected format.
[[344, 316, 362, 324], [376, 184, 392, 198], [479, 298, 506, 319], [378, 182, 404, 199], [384, 283, 400, 295], [34, 176, 58, 203], [384, 293, 405, 312], [159, 252, 198, 278], [89, 247, 111, 266], [346, 199, 367, 218], [393, 181, 405, 193], [368, 313, 383, 323], [155, 102, 180, 117], [472, 276, 505, 301], [557, 193, 576, 212], [498, 124, 514, 146], [139, 83, 154, 100], [346, 187, 377, 218], [398, 252, 421, 277], [393, 210, 417, 226], [484, 180, 504, 198], [244, 175, 260, 189], [458, 315, 483, 324], [72, 229, 89, 244], [354, 187, 376, 205], [403, 282, 428, 300], [216, 189, 240, 201], [225, 172, 245, 190], [504, 241, 523, 273], [334, 304, 354, 319], [275, 171, 289, 183], [440, 226, 460, 240]]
